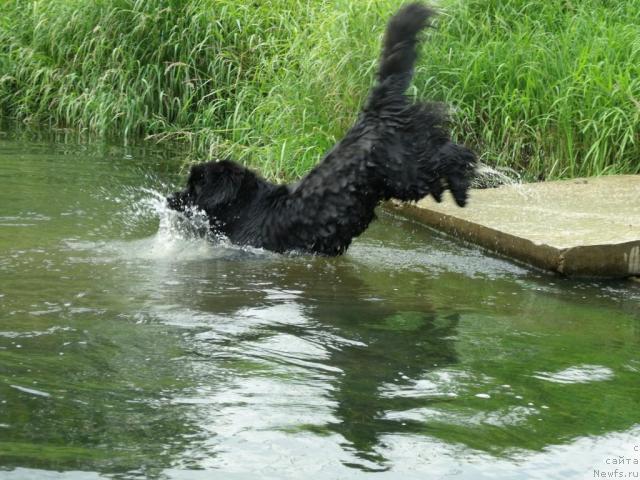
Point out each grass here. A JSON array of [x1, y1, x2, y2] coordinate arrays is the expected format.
[[0, 0, 638, 181], [425, 0, 640, 180]]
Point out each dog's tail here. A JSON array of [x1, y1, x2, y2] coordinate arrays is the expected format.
[[376, 2, 435, 94]]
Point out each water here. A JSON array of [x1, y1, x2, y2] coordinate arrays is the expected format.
[[0, 136, 639, 479], [471, 163, 522, 188]]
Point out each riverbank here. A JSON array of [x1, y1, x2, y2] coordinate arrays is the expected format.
[[1, 0, 639, 181]]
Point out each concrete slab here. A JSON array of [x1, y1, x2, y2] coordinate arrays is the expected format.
[[392, 175, 640, 278]]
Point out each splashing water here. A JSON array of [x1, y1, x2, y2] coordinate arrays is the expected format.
[[108, 185, 269, 262], [472, 162, 522, 189]]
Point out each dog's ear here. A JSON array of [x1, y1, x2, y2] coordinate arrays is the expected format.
[[196, 161, 246, 211]]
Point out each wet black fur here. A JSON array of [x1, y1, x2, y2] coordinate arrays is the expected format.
[[168, 3, 476, 255]]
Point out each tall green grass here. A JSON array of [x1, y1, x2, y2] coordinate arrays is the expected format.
[[423, 0, 640, 179], [1, 0, 638, 180]]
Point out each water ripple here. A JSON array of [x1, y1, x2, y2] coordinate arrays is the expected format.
[[533, 364, 614, 384]]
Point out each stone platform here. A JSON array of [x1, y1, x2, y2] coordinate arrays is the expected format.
[[392, 175, 640, 278]]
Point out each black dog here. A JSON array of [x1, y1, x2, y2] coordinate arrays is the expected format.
[[168, 3, 476, 255]]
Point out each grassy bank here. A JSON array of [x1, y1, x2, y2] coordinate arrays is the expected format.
[[1, 0, 638, 181]]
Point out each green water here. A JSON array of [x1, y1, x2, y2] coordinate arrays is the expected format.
[[0, 136, 639, 479]]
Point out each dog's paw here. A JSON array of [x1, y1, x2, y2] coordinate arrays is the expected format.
[[437, 142, 476, 207], [447, 174, 470, 207], [428, 179, 444, 203]]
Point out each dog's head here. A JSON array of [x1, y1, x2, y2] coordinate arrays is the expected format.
[[167, 160, 250, 222]]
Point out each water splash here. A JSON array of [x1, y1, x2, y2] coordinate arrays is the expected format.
[[472, 162, 522, 189], [106, 185, 268, 262]]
